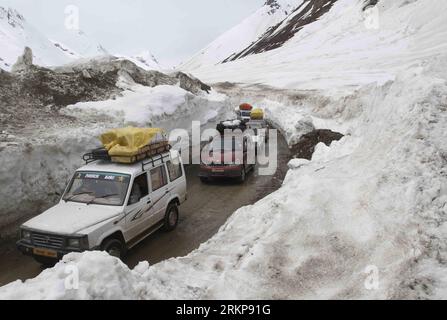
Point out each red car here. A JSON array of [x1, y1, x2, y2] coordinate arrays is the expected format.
[[199, 136, 255, 183]]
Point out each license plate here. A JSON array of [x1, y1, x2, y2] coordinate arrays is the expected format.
[[212, 169, 224, 173], [33, 248, 57, 258]]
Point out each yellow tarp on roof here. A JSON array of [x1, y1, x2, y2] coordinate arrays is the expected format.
[[100, 127, 166, 157], [251, 108, 264, 120]]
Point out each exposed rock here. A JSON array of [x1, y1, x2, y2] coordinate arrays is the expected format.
[[82, 69, 92, 79], [11, 46, 33, 73], [172, 71, 211, 94], [290, 129, 344, 160]]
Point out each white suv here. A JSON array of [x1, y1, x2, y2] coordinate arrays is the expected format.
[[17, 150, 187, 265]]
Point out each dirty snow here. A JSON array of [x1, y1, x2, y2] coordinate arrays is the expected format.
[[1, 0, 447, 300]]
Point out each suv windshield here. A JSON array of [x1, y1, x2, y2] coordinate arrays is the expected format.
[[63, 172, 131, 206]]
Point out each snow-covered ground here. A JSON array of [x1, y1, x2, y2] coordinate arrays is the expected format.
[[1, 0, 446, 299], [180, 0, 299, 70]]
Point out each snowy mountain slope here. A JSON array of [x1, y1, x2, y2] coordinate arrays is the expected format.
[[224, 0, 339, 62], [0, 7, 69, 70], [0, 6, 108, 71], [180, 0, 302, 71], [1, 0, 447, 299], [51, 30, 108, 59]]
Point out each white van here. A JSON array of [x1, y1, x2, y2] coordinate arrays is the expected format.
[[17, 150, 187, 265]]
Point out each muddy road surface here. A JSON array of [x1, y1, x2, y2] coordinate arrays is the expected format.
[[0, 133, 291, 286]]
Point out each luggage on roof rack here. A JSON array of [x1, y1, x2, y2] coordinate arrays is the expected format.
[[83, 143, 172, 165], [239, 103, 253, 111], [216, 119, 247, 135], [82, 127, 171, 165], [82, 147, 111, 163]]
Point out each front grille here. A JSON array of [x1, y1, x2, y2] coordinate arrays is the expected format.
[[32, 232, 65, 249]]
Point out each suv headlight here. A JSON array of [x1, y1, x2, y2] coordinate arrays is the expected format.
[[67, 236, 88, 249], [68, 238, 81, 248], [21, 229, 31, 242]]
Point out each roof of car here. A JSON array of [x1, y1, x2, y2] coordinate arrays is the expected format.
[[77, 150, 179, 175]]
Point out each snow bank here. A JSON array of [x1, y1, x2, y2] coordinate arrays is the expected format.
[[0, 251, 145, 299], [185, 0, 447, 95]]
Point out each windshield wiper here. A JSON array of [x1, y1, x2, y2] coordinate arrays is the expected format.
[[86, 193, 119, 205], [64, 191, 93, 202]]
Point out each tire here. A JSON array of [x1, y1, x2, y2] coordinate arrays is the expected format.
[[163, 203, 179, 232], [34, 256, 57, 268], [200, 177, 209, 184], [239, 167, 246, 183], [101, 238, 125, 259]]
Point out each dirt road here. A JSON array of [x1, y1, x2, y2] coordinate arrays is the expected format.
[[0, 133, 291, 286]]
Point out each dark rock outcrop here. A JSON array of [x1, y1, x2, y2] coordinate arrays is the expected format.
[[291, 129, 344, 160], [224, 0, 339, 62], [0, 54, 213, 134]]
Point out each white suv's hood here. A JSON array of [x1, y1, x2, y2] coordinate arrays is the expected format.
[[23, 202, 123, 234]]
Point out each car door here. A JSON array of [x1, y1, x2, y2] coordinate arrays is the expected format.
[[148, 164, 170, 222], [166, 157, 186, 202], [124, 172, 152, 240]]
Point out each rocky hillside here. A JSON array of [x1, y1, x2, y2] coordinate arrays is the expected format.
[[224, 0, 339, 62], [180, 0, 298, 71]]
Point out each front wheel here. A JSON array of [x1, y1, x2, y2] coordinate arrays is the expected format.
[[101, 238, 125, 259], [163, 203, 179, 232]]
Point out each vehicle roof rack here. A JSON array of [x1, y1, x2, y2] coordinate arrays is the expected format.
[[82, 145, 173, 169], [141, 151, 172, 171]]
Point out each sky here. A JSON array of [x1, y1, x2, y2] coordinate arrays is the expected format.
[[0, 0, 264, 67]]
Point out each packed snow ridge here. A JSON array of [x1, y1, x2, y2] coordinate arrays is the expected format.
[[0, 6, 162, 72], [1, 0, 447, 299]]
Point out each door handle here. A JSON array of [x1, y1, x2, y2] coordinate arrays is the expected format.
[[147, 199, 152, 204]]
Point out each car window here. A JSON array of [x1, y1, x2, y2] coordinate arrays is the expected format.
[[150, 165, 168, 191], [167, 158, 183, 182], [63, 172, 130, 206], [128, 173, 148, 205]]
